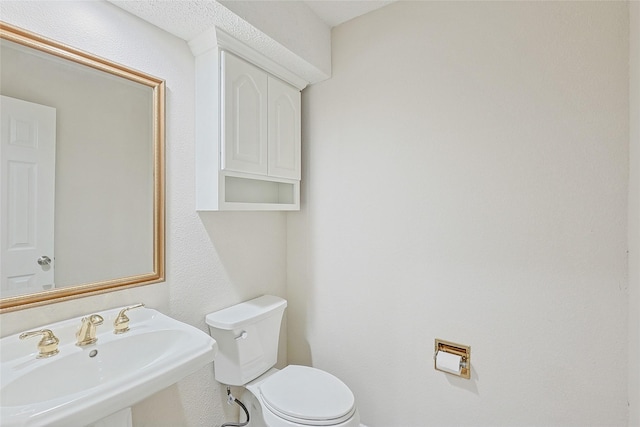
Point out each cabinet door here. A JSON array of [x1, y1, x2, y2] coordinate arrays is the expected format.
[[221, 51, 268, 175], [268, 77, 301, 180]]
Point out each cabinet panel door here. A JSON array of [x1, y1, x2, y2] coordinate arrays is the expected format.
[[268, 77, 301, 180], [221, 51, 268, 175]]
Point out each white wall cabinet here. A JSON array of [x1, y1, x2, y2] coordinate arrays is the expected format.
[[221, 52, 301, 181], [268, 76, 301, 180], [221, 52, 268, 176], [191, 30, 305, 211]]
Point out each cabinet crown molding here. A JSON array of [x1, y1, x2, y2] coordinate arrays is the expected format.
[[188, 27, 308, 91]]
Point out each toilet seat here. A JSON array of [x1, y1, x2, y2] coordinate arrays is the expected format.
[[259, 365, 356, 426]]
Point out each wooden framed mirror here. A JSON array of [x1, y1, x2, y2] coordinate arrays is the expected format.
[[0, 22, 165, 312]]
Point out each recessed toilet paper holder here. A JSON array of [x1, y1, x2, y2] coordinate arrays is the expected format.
[[434, 339, 471, 379]]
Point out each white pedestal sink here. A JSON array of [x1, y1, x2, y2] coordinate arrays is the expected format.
[[0, 306, 217, 427]]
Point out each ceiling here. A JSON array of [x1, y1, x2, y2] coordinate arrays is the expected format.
[[110, 1, 395, 43], [109, 0, 395, 83], [303, 1, 395, 27]]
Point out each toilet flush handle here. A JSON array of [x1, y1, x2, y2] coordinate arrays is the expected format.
[[235, 331, 248, 340]]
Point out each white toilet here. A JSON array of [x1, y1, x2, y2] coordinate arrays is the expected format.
[[206, 295, 360, 427]]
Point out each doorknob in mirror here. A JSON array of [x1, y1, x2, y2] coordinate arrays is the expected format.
[[37, 256, 52, 266]]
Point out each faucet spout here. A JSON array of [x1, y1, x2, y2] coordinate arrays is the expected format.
[[76, 314, 104, 346]]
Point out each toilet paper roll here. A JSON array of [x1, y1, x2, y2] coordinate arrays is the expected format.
[[436, 350, 462, 375]]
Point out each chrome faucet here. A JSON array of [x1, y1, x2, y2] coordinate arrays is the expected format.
[[76, 314, 104, 346]]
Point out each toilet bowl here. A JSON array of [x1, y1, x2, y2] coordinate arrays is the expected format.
[[206, 295, 360, 427], [242, 366, 359, 427]]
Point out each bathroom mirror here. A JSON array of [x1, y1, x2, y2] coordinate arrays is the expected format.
[[0, 22, 165, 312]]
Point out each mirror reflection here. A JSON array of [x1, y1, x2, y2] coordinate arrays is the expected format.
[[0, 23, 165, 311]]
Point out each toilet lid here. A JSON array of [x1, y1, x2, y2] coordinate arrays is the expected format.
[[259, 365, 356, 426]]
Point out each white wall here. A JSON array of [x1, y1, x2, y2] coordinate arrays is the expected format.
[[289, 2, 630, 426], [629, 1, 640, 426], [0, 1, 287, 426]]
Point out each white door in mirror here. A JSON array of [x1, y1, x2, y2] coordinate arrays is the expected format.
[[0, 96, 56, 297]]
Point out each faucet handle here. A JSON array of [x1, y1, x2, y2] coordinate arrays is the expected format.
[[114, 303, 145, 334], [19, 329, 60, 358]]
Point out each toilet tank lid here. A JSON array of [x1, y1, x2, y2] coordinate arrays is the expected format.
[[206, 295, 287, 330]]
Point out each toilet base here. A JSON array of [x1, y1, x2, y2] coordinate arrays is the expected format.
[[239, 389, 263, 427]]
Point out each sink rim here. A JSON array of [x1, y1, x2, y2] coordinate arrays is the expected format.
[[0, 306, 217, 427]]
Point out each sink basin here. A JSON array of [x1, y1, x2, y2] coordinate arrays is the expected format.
[[0, 306, 217, 427]]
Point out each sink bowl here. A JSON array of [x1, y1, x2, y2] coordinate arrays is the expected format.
[[0, 306, 217, 427]]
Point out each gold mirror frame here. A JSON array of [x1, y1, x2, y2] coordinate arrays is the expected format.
[[0, 22, 165, 312]]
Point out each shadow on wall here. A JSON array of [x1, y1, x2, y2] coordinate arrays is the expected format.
[[198, 211, 290, 370], [291, 337, 313, 367], [133, 376, 231, 426], [443, 366, 479, 395], [197, 211, 288, 301], [281, 240, 314, 367], [132, 384, 187, 426]]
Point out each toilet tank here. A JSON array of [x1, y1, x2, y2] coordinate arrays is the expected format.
[[205, 295, 287, 386]]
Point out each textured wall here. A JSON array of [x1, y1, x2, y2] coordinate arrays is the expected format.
[[218, 0, 330, 76], [629, 2, 640, 426], [290, 2, 630, 426], [109, 0, 331, 84], [0, 1, 288, 426]]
